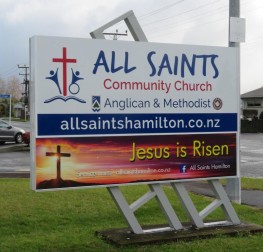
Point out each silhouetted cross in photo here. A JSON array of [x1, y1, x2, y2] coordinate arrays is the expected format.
[[46, 145, 71, 181]]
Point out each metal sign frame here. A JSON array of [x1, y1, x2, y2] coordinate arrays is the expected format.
[[90, 10, 240, 234]]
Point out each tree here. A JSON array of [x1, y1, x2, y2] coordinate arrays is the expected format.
[[0, 76, 6, 94], [0, 77, 8, 117], [6, 76, 22, 102]]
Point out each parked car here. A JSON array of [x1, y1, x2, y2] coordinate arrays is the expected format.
[[0, 119, 25, 144], [22, 131, 30, 146]]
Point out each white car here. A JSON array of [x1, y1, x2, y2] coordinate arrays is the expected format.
[[0, 119, 25, 144]]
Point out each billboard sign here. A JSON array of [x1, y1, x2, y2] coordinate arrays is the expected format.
[[30, 36, 239, 191]]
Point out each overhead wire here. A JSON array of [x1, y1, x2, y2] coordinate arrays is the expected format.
[[240, 0, 263, 52], [149, 16, 228, 42], [113, 0, 186, 39], [141, 0, 220, 27], [145, 3, 228, 36], [114, 0, 226, 41], [0, 66, 18, 78], [113, 0, 255, 41], [144, 1, 228, 41], [145, 0, 263, 44], [138, 0, 185, 20], [138, 0, 262, 43]]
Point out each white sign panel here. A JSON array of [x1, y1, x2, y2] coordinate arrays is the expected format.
[[30, 36, 239, 190]]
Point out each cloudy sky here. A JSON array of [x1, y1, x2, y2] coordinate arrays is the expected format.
[[0, 0, 262, 94]]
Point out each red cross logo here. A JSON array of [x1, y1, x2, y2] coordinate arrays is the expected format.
[[52, 47, 77, 96]]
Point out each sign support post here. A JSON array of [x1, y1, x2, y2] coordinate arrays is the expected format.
[[90, 10, 240, 234], [226, 0, 245, 204]]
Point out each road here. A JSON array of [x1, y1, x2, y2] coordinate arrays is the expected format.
[[12, 120, 30, 131], [0, 123, 263, 178], [0, 146, 29, 172], [0, 121, 30, 173], [240, 133, 263, 178]]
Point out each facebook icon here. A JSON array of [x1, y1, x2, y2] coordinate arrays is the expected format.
[[180, 164, 187, 173]]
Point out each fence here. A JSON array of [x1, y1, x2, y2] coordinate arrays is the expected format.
[[241, 119, 263, 133]]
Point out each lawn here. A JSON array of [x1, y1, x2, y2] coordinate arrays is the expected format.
[[241, 178, 263, 190], [220, 178, 263, 190], [0, 178, 263, 252]]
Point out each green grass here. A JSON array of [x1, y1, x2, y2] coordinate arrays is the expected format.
[[0, 178, 263, 252], [241, 178, 263, 190], [219, 178, 263, 190]]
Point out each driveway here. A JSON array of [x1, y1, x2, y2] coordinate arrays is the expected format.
[[240, 133, 263, 178]]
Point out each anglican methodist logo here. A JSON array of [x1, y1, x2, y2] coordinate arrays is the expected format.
[[44, 47, 86, 103], [92, 96, 101, 112]]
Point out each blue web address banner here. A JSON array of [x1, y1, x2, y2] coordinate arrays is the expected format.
[[37, 113, 237, 136]]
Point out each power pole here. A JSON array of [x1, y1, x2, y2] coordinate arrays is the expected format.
[[18, 65, 29, 120], [227, 0, 241, 204], [103, 29, 128, 40], [229, 0, 240, 47], [18, 65, 29, 106]]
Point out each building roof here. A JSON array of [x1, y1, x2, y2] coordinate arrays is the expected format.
[[241, 87, 263, 98], [14, 103, 24, 109]]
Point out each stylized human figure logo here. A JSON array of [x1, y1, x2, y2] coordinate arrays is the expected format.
[[44, 47, 86, 103]]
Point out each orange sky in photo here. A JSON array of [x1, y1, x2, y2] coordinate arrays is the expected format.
[[35, 134, 236, 187]]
